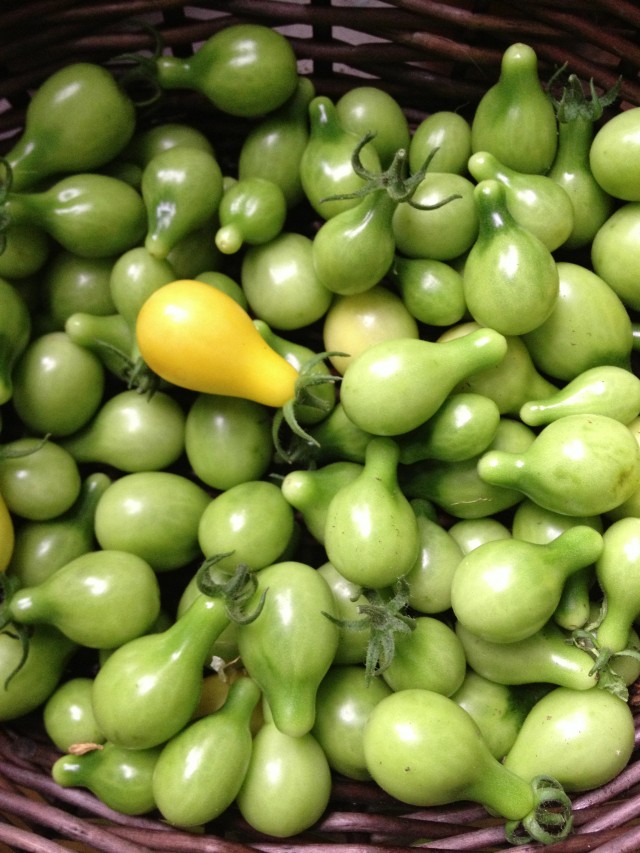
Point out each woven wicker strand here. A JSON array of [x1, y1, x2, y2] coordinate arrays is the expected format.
[[2, 2, 640, 851]]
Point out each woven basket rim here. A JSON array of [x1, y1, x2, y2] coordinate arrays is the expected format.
[[2, 3, 640, 853]]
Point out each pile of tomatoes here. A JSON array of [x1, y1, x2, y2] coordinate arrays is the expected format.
[[2, 21, 640, 848]]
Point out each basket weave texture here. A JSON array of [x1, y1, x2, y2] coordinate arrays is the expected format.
[[2, 1, 640, 852]]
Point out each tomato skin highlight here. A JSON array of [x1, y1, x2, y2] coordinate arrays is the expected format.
[[135, 278, 299, 407]]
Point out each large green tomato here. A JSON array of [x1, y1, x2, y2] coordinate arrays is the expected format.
[[312, 665, 392, 781], [591, 203, 640, 310], [184, 394, 272, 491], [504, 686, 635, 792], [8, 549, 161, 649], [336, 86, 410, 168], [0, 624, 77, 721], [11, 331, 105, 436], [381, 616, 467, 696], [61, 389, 186, 472], [241, 232, 333, 330], [155, 24, 299, 118], [94, 472, 210, 572], [322, 285, 419, 375], [43, 677, 106, 752], [590, 106, 640, 201], [236, 720, 332, 837], [392, 173, 478, 260], [43, 251, 116, 327], [0, 438, 81, 520], [198, 480, 295, 573]]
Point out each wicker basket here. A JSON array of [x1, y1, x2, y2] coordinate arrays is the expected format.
[[2, 2, 640, 851]]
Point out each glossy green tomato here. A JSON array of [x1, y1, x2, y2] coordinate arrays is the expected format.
[[241, 232, 333, 330], [236, 720, 332, 837], [94, 472, 210, 572], [0, 438, 81, 521], [591, 202, 640, 310], [198, 480, 295, 574], [322, 284, 419, 375], [382, 616, 467, 696], [467, 150, 574, 251], [91, 589, 235, 749], [471, 42, 557, 174], [43, 251, 117, 328], [141, 146, 224, 260], [392, 172, 478, 260], [237, 561, 339, 737], [451, 671, 544, 761], [9, 471, 110, 587], [155, 24, 299, 117], [152, 676, 260, 826], [463, 180, 559, 336], [300, 95, 382, 219], [340, 327, 507, 436], [195, 270, 248, 309], [397, 392, 501, 465], [238, 76, 316, 208], [185, 393, 272, 490], [0, 223, 50, 279], [456, 619, 599, 691], [522, 261, 632, 380], [547, 109, 614, 250], [478, 414, 640, 517], [0, 623, 77, 722], [311, 189, 398, 296], [589, 106, 640, 201], [52, 742, 161, 815], [12, 331, 105, 436], [43, 677, 106, 752], [61, 389, 186, 472], [409, 111, 472, 175], [165, 220, 222, 279], [215, 176, 287, 254], [324, 437, 419, 588], [389, 255, 466, 327], [8, 549, 161, 649], [316, 561, 371, 665], [4, 62, 136, 192], [336, 86, 410, 168], [312, 665, 392, 780], [5, 173, 146, 259], [403, 500, 464, 614], [440, 321, 557, 417], [363, 687, 540, 820], [448, 517, 512, 554], [282, 461, 363, 546], [109, 246, 176, 332], [450, 527, 604, 643], [123, 121, 216, 168], [400, 416, 534, 520], [504, 687, 635, 792]]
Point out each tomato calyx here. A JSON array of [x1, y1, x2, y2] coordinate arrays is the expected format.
[[569, 625, 638, 702], [273, 351, 346, 462], [108, 20, 165, 107], [195, 556, 267, 625], [322, 577, 416, 683], [319, 131, 460, 210], [505, 775, 573, 846], [549, 69, 620, 124]]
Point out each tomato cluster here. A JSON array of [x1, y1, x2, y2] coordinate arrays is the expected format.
[[1, 24, 640, 848]]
